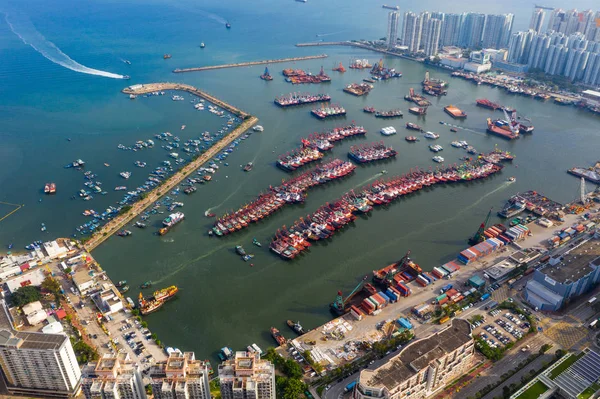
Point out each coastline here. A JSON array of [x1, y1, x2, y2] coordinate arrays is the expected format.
[[84, 83, 258, 252]]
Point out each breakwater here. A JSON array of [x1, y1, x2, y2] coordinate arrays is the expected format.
[[84, 84, 258, 252], [172, 54, 328, 73]]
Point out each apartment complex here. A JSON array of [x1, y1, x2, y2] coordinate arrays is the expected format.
[[81, 353, 146, 399], [149, 352, 211, 399], [386, 11, 400, 50], [353, 319, 474, 399], [218, 351, 276, 399]]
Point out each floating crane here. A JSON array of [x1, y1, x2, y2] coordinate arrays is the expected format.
[[383, 251, 413, 285], [469, 208, 493, 245], [330, 275, 368, 315]]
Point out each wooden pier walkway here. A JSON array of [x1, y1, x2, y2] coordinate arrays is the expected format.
[[84, 84, 258, 252], [172, 54, 328, 74]]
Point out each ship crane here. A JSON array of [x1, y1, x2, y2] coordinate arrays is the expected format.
[[330, 275, 368, 314], [383, 250, 412, 284], [469, 208, 493, 245]]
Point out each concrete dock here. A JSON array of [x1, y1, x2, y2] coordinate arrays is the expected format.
[[172, 54, 328, 74], [84, 84, 258, 252]]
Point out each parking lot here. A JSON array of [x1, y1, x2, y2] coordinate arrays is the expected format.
[[472, 306, 531, 349]]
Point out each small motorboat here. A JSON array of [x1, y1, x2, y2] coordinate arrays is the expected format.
[[253, 238, 262, 247], [140, 281, 152, 289], [508, 176, 516, 182]]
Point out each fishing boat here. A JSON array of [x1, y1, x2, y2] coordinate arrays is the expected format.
[[405, 122, 423, 131], [163, 54, 172, 59], [117, 230, 132, 237], [242, 254, 254, 262], [135, 221, 146, 228], [375, 109, 403, 118], [120, 171, 131, 179], [253, 238, 262, 247], [205, 210, 216, 218], [243, 162, 253, 172], [235, 245, 247, 256], [140, 281, 152, 289], [44, 183, 56, 194], [432, 156, 445, 163], [116, 280, 127, 287], [119, 285, 130, 293], [348, 142, 397, 163], [363, 106, 376, 113], [270, 327, 287, 346], [405, 136, 418, 142], [286, 320, 306, 335]]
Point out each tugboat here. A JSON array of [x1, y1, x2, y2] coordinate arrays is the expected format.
[[243, 162, 253, 172], [286, 320, 306, 335], [270, 327, 287, 346]]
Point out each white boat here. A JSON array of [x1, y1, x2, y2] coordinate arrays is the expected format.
[[172, 95, 185, 101], [424, 131, 439, 139], [432, 156, 445, 163], [380, 126, 397, 136], [120, 171, 131, 179], [429, 144, 443, 152], [451, 141, 463, 148], [200, 42, 205, 48], [253, 125, 264, 132], [129, 94, 136, 99]]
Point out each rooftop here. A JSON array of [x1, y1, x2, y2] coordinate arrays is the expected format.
[[361, 319, 472, 391], [541, 239, 600, 284], [485, 257, 519, 281], [0, 301, 66, 351]]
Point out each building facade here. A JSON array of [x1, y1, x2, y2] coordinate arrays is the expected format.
[[402, 12, 421, 53], [423, 18, 442, 56], [81, 354, 146, 399], [387, 11, 400, 50], [150, 352, 211, 399], [529, 9, 545, 33], [353, 319, 474, 399], [440, 14, 463, 47], [219, 351, 275, 399], [482, 14, 514, 49], [459, 13, 486, 49]]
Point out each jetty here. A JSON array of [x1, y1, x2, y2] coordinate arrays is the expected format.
[[84, 84, 258, 252], [123, 82, 250, 119], [173, 54, 328, 74]]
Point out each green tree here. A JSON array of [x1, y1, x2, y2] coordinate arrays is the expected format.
[[145, 384, 153, 395], [11, 286, 42, 307], [282, 378, 306, 399], [42, 276, 61, 294], [282, 359, 303, 379]]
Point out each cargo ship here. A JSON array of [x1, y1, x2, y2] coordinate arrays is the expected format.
[[406, 122, 423, 131], [372, 251, 422, 287], [159, 212, 184, 235], [444, 105, 467, 119], [138, 285, 178, 315], [44, 182, 56, 194], [348, 142, 397, 163], [260, 67, 273, 81], [274, 93, 331, 107], [568, 166, 600, 184], [409, 107, 427, 115], [422, 71, 447, 96], [286, 320, 306, 335], [311, 103, 346, 119], [343, 83, 373, 96], [382, 4, 400, 10], [486, 118, 519, 140], [498, 195, 527, 218], [270, 327, 287, 346], [476, 98, 501, 110], [375, 109, 403, 118]]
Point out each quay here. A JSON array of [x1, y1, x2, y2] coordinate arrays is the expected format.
[[295, 41, 423, 61], [85, 83, 258, 252], [172, 54, 328, 74]]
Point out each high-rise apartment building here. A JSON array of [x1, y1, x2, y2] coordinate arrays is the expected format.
[[529, 9, 546, 33], [353, 319, 474, 399], [423, 18, 443, 56], [507, 30, 536, 64], [219, 351, 275, 399], [387, 11, 400, 50], [459, 13, 486, 48], [440, 13, 463, 47], [402, 12, 421, 53], [150, 352, 211, 399], [81, 353, 147, 399], [482, 14, 514, 49]]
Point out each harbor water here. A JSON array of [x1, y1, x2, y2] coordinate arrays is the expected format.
[[1, 0, 599, 361]]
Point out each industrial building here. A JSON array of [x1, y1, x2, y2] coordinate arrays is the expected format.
[[0, 301, 81, 398], [150, 352, 211, 399], [219, 351, 276, 399], [353, 319, 474, 399], [81, 353, 147, 399], [525, 238, 600, 311]]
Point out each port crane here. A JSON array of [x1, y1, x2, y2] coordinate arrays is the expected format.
[[383, 251, 413, 285], [330, 275, 368, 314], [469, 208, 493, 245]]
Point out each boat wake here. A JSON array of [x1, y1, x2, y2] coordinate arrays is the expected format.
[[316, 30, 348, 37], [351, 172, 385, 189], [170, 4, 227, 24], [3, 11, 127, 79]]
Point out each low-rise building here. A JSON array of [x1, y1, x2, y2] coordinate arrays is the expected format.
[[353, 319, 474, 399], [219, 351, 276, 399], [525, 237, 600, 311], [440, 56, 467, 69], [91, 285, 124, 316], [5, 268, 47, 294], [22, 301, 47, 326], [464, 62, 492, 73], [72, 269, 96, 295], [150, 352, 211, 399], [81, 353, 147, 399]]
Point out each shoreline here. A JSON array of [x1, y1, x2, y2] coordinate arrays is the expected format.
[[84, 83, 258, 252], [172, 54, 328, 73]]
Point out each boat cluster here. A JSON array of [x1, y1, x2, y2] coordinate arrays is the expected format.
[[348, 142, 397, 163], [274, 92, 331, 107], [301, 124, 366, 152], [311, 103, 346, 119], [429, 144, 443, 153], [276, 147, 323, 171], [375, 109, 403, 118], [270, 159, 504, 259], [117, 139, 155, 152], [211, 159, 356, 237]]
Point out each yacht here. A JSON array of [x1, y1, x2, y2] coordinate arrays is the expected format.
[[252, 125, 264, 132], [432, 156, 445, 163], [424, 131, 439, 139]]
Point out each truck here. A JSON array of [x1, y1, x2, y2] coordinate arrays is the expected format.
[[480, 293, 491, 301], [440, 284, 453, 294], [345, 381, 357, 392]]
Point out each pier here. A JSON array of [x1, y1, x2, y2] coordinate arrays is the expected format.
[[84, 84, 258, 252], [296, 41, 425, 61], [172, 54, 328, 74]]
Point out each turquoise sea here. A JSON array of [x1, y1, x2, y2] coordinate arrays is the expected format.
[[1, 0, 599, 361]]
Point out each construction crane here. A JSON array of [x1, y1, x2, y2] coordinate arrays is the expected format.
[[330, 275, 368, 315], [469, 208, 493, 245], [384, 251, 412, 285]]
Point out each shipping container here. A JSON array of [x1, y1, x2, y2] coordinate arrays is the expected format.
[[385, 289, 398, 303], [361, 302, 374, 315], [372, 294, 386, 307], [378, 292, 391, 304], [480, 293, 491, 301], [398, 317, 413, 330], [420, 273, 432, 284], [416, 276, 428, 287], [350, 305, 363, 321], [397, 282, 411, 296], [436, 294, 447, 303], [401, 271, 415, 282], [366, 297, 379, 310], [389, 286, 402, 297], [440, 284, 453, 294], [438, 297, 449, 306]]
